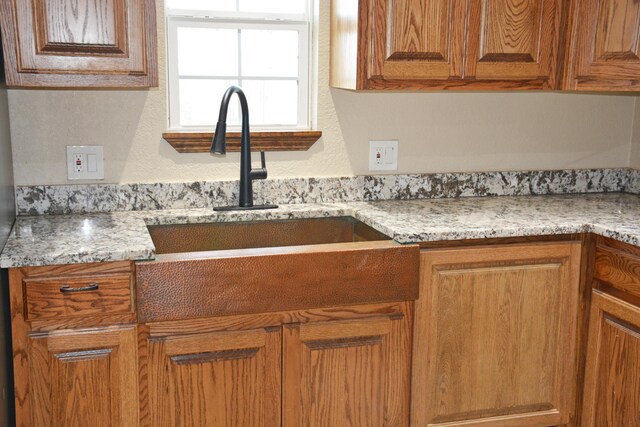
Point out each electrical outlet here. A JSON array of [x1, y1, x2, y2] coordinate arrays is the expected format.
[[73, 154, 84, 172], [67, 146, 104, 180], [369, 140, 398, 171]]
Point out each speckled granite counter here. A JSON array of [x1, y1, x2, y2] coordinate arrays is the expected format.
[[2, 193, 639, 268]]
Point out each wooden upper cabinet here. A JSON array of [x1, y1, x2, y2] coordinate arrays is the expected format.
[[369, 0, 466, 84], [565, 0, 640, 90], [0, 0, 158, 88], [330, 0, 564, 90], [466, 0, 563, 88]]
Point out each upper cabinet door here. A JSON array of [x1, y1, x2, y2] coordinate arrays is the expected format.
[[0, 0, 158, 88], [368, 0, 466, 84], [565, 0, 640, 90], [330, 0, 467, 89], [465, 0, 563, 88]]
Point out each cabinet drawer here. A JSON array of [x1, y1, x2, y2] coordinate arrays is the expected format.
[[594, 245, 640, 299], [24, 274, 133, 320]]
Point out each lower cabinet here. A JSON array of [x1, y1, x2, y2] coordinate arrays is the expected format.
[[27, 326, 139, 427], [282, 316, 411, 426], [143, 303, 412, 427], [582, 239, 640, 426], [147, 327, 282, 426], [581, 291, 640, 426], [411, 242, 582, 426]]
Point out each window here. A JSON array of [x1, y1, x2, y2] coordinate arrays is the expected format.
[[166, 0, 312, 131]]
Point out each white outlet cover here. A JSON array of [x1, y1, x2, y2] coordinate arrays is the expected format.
[[67, 146, 104, 180], [369, 140, 398, 171]]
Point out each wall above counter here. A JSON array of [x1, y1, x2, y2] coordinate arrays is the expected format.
[[331, 0, 640, 92]]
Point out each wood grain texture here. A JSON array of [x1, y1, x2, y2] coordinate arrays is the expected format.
[[147, 327, 281, 426], [25, 273, 133, 320], [371, 0, 466, 80], [282, 302, 412, 427], [37, 0, 124, 53], [29, 326, 138, 427], [147, 302, 406, 336], [0, 0, 157, 87], [135, 241, 419, 322], [330, 0, 564, 89], [411, 242, 581, 426], [594, 244, 640, 299], [466, 0, 562, 87], [163, 130, 322, 153], [581, 290, 640, 426], [566, 0, 640, 90]]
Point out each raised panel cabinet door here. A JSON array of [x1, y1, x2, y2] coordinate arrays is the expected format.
[[147, 327, 281, 427], [370, 0, 467, 82], [27, 326, 138, 427], [412, 243, 581, 426], [282, 307, 412, 427], [582, 290, 640, 426], [567, 0, 640, 90], [465, 0, 563, 87], [0, 0, 158, 87]]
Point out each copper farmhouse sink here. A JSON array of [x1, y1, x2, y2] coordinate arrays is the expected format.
[[136, 217, 419, 322]]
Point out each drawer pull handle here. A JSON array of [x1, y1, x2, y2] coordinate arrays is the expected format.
[[59, 283, 99, 293]]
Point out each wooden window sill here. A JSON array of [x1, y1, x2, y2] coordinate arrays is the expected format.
[[163, 130, 322, 153]]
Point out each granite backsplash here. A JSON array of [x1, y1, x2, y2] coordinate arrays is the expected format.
[[15, 168, 639, 216]]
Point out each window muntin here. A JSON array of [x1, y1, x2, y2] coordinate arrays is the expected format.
[[166, 1, 311, 131]]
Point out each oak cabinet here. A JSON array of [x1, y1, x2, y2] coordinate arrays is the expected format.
[[582, 240, 640, 425], [0, 0, 158, 88], [147, 327, 282, 426], [144, 302, 413, 427], [411, 242, 582, 426], [330, 0, 564, 90], [28, 327, 139, 427], [282, 313, 411, 426], [565, 0, 640, 91], [8, 262, 138, 427], [582, 291, 640, 426]]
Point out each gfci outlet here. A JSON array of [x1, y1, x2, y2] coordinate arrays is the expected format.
[[67, 146, 104, 180], [369, 140, 398, 171]]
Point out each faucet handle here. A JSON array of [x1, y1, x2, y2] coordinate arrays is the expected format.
[[250, 151, 268, 181], [260, 151, 267, 170]]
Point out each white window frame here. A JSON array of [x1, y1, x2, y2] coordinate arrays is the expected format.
[[166, 3, 312, 132]]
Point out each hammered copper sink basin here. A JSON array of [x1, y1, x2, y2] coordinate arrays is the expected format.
[[135, 217, 419, 322]]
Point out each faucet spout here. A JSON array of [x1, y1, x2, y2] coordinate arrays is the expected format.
[[210, 86, 277, 211]]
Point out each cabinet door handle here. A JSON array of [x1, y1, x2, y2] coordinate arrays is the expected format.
[[59, 283, 100, 293]]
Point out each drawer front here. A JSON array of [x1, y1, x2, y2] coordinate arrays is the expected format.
[[594, 245, 640, 299], [25, 274, 133, 320]]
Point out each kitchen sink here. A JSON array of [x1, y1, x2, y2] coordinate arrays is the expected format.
[[147, 216, 391, 254], [136, 216, 419, 322]]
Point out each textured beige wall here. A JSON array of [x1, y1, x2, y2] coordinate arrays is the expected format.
[[6, 0, 637, 186], [632, 99, 640, 169]]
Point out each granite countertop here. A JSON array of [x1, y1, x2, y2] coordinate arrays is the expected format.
[[1, 193, 639, 268]]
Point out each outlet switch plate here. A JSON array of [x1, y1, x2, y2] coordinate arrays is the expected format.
[[369, 140, 398, 171], [67, 146, 104, 180]]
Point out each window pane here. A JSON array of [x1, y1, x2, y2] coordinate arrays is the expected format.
[[239, 0, 306, 14], [241, 80, 298, 126], [241, 30, 299, 77], [179, 80, 241, 126], [177, 28, 238, 76], [166, 0, 235, 12]]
